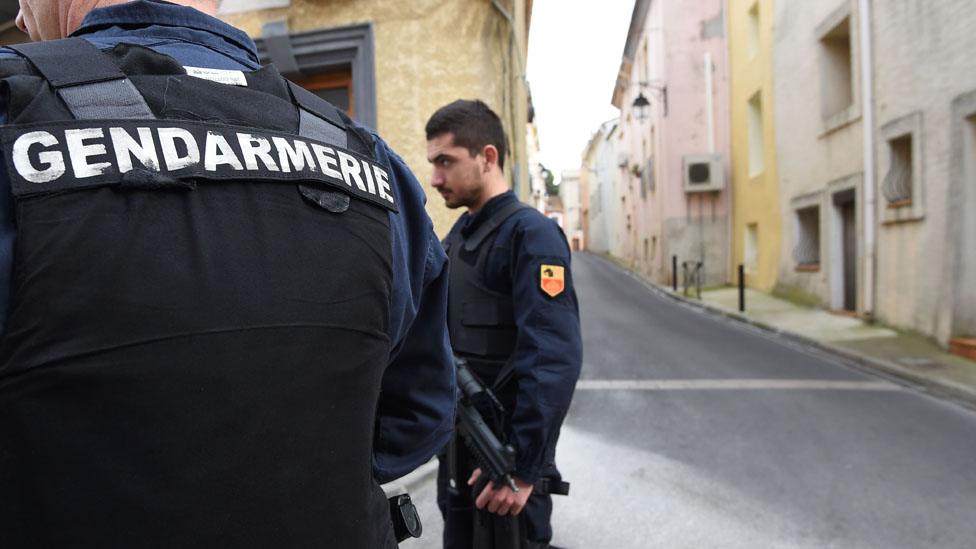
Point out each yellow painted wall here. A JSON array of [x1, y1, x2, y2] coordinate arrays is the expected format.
[[223, 0, 530, 237], [728, 0, 781, 291]]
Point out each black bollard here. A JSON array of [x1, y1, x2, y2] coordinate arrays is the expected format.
[[738, 264, 745, 312], [672, 255, 678, 292]]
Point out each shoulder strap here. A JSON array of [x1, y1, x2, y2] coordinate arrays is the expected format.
[[9, 38, 154, 120], [463, 200, 532, 252]]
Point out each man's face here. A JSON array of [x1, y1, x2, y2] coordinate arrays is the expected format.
[[427, 132, 486, 210], [16, 0, 64, 41]]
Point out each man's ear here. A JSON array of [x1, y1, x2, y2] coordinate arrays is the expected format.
[[482, 145, 500, 173]]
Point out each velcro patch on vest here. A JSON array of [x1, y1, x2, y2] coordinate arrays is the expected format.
[[1, 120, 397, 212]]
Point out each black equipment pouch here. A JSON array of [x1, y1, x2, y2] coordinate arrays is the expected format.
[[534, 477, 570, 496], [388, 493, 423, 542]]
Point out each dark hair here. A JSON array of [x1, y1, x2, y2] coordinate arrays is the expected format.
[[425, 99, 508, 172]]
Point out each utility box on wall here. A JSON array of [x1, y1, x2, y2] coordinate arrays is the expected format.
[[682, 154, 725, 193]]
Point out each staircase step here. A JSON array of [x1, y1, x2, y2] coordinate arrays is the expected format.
[[949, 338, 976, 362]]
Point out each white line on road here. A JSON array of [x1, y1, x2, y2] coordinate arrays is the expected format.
[[575, 379, 903, 391]]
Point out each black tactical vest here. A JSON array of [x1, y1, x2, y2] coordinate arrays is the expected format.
[[0, 39, 396, 548], [445, 201, 530, 385]]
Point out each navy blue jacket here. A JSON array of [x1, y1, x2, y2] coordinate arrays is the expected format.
[[0, 0, 455, 483], [445, 192, 582, 484]]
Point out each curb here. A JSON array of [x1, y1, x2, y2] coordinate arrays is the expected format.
[[589, 253, 976, 411]]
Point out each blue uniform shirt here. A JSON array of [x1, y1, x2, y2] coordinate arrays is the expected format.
[[446, 191, 582, 485], [0, 0, 455, 483]]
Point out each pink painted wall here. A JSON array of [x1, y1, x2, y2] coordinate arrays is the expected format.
[[617, 0, 731, 284]]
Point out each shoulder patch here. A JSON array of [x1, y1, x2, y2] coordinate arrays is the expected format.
[[540, 264, 565, 298]]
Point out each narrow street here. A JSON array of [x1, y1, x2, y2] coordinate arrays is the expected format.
[[405, 252, 976, 548]]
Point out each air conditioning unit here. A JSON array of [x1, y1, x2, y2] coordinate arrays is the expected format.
[[682, 154, 725, 193]]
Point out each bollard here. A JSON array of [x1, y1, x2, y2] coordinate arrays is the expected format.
[[738, 264, 745, 312], [672, 255, 678, 292]]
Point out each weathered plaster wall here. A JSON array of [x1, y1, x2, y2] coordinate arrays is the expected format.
[[772, 0, 863, 307], [872, 0, 976, 343], [223, 0, 530, 237], [615, 0, 731, 285]]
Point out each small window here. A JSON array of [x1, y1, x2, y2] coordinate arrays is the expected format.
[[819, 15, 854, 119], [747, 3, 761, 59], [744, 223, 759, 272], [748, 91, 765, 176], [794, 206, 821, 270], [879, 111, 924, 222], [296, 69, 354, 117], [882, 135, 913, 207]]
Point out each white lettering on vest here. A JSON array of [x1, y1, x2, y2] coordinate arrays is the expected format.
[[12, 131, 65, 184], [312, 144, 343, 180], [360, 158, 377, 194], [110, 127, 159, 173], [337, 150, 366, 192], [237, 133, 279, 172], [158, 127, 200, 171], [374, 165, 394, 204], [65, 128, 111, 179], [273, 137, 316, 173], [204, 131, 244, 171]]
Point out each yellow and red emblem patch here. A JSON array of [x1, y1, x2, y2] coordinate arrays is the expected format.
[[540, 264, 565, 298]]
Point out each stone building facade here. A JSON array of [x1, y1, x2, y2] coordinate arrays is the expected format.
[[611, 0, 731, 286], [728, 0, 781, 292], [870, 0, 976, 346], [772, 0, 866, 311], [220, 0, 533, 236]]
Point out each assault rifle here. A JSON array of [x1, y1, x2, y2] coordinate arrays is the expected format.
[[454, 356, 519, 493]]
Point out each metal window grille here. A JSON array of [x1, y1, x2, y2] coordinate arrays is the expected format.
[[882, 135, 912, 203], [793, 207, 820, 265]]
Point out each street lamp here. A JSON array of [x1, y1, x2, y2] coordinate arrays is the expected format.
[[631, 81, 669, 121], [632, 93, 651, 123]]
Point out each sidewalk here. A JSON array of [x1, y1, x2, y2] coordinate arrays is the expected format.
[[657, 284, 976, 409]]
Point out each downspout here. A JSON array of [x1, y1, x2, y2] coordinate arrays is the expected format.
[[492, 0, 524, 197], [702, 51, 714, 272], [859, 0, 876, 318], [722, 0, 733, 285]]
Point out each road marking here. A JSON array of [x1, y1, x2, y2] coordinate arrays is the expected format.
[[575, 379, 903, 391]]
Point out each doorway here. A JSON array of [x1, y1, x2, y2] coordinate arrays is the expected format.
[[832, 189, 857, 312]]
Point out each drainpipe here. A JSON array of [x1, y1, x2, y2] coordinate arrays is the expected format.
[[859, 0, 876, 319], [702, 51, 714, 272]]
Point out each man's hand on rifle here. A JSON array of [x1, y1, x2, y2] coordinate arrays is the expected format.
[[468, 468, 535, 516]]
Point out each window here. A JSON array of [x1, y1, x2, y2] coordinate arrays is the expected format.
[[882, 135, 912, 207], [744, 223, 759, 272], [748, 91, 765, 176], [255, 22, 377, 129], [794, 206, 821, 270], [880, 111, 925, 222], [819, 14, 853, 120], [296, 69, 354, 117], [747, 3, 760, 59]]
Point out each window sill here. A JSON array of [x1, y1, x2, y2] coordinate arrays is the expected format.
[[795, 264, 820, 273], [820, 105, 861, 137], [886, 199, 912, 209]]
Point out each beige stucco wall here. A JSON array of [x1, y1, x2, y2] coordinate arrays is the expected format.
[[222, 0, 530, 237], [871, 0, 976, 343], [772, 0, 864, 308]]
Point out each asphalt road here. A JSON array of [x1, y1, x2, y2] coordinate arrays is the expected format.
[[403, 252, 976, 548]]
